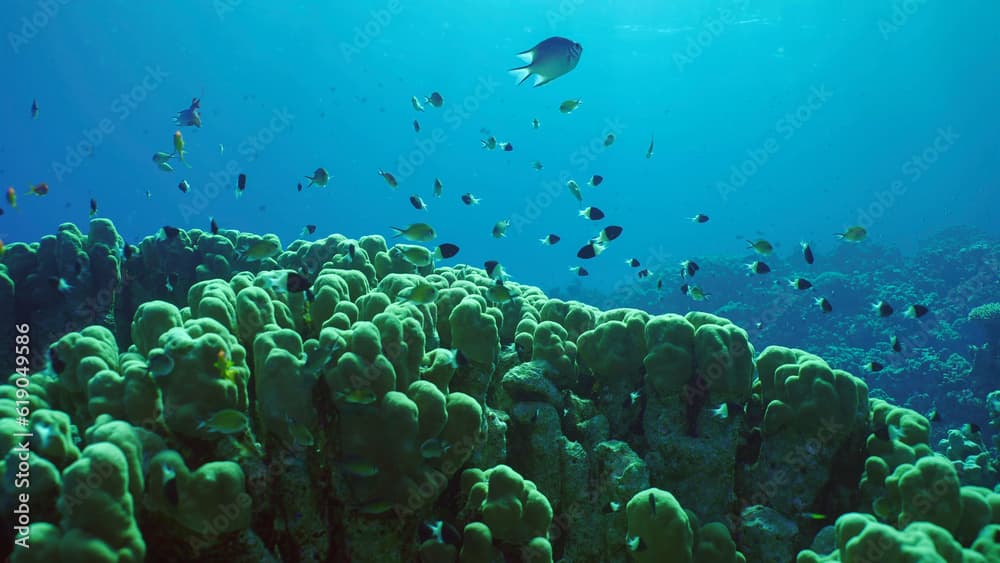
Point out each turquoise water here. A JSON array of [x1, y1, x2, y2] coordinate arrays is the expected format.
[[3, 0, 998, 292]]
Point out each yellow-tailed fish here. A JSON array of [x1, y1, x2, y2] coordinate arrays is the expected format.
[[339, 459, 380, 477], [390, 223, 436, 242], [305, 167, 330, 187], [378, 169, 398, 188], [559, 99, 582, 113], [335, 387, 378, 405], [152, 151, 173, 164], [747, 239, 773, 255], [398, 281, 437, 304], [488, 280, 515, 303], [172, 130, 191, 168], [397, 244, 433, 267], [197, 409, 249, 434], [239, 239, 280, 261], [567, 180, 583, 203], [836, 226, 867, 242], [492, 218, 511, 238], [286, 416, 315, 447]]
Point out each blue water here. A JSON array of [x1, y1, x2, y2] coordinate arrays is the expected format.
[[3, 0, 998, 295]]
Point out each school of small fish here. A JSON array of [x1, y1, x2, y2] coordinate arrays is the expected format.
[[4, 35, 939, 459]]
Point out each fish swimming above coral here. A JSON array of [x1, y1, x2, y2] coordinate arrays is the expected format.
[[510, 36, 583, 87]]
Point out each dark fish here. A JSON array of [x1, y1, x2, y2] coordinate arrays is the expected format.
[[178, 180, 190, 193], [163, 477, 179, 505], [927, 408, 941, 422], [626, 258, 640, 267], [574, 267, 589, 276], [816, 297, 832, 313], [891, 335, 901, 353], [89, 198, 98, 217], [454, 349, 469, 368], [210, 218, 219, 235], [579, 206, 605, 220], [790, 278, 812, 290], [656, 279, 663, 290], [123, 245, 134, 259], [577, 242, 602, 259], [963, 423, 980, 434], [680, 284, 689, 295], [589, 174, 604, 187], [747, 261, 770, 274], [637, 268, 651, 279], [409, 195, 427, 210], [867, 361, 884, 372], [162, 226, 180, 240], [502, 142, 513, 152], [681, 260, 699, 278], [691, 214, 709, 223], [49, 348, 66, 374], [413, 119, 421, 133], [801, 241, 814, 264], [237, 173, 247, 194], [166, 272, 179, 289], [348, 244, 356, 260], [530, 408, 539, 423], [873, 425, 891, 441], [540, 234, 560, 245], [435, 243, 460, 259], [425, 92, 444, 107], [287, 272, 311, 293], [484, 260, 500, 278], [297, 182, 303, 192], [31, 99, 39, 119], [599, 225, 623, 242], [725, 401, 745, 417], [874, 301, 894, 317], [303, 224, 317, 235], [906, 304, 929, 318]]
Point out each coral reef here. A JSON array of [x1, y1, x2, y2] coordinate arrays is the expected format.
[[1, 222, 999, 562]]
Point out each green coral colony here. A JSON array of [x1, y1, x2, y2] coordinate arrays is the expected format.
[[0, 219, 998, 562]]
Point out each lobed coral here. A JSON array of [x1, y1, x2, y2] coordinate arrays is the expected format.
[[1, 222, 999, 562]]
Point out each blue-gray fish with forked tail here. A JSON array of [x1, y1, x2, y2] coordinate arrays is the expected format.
[[510, 37, 582, 87]]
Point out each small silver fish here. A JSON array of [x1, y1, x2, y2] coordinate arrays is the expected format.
[[510, 37, 583, 87]]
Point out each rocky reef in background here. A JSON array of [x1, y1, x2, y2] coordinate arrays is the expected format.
[[554, 226, 1000, 452], [0, 220, 997, 562]]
